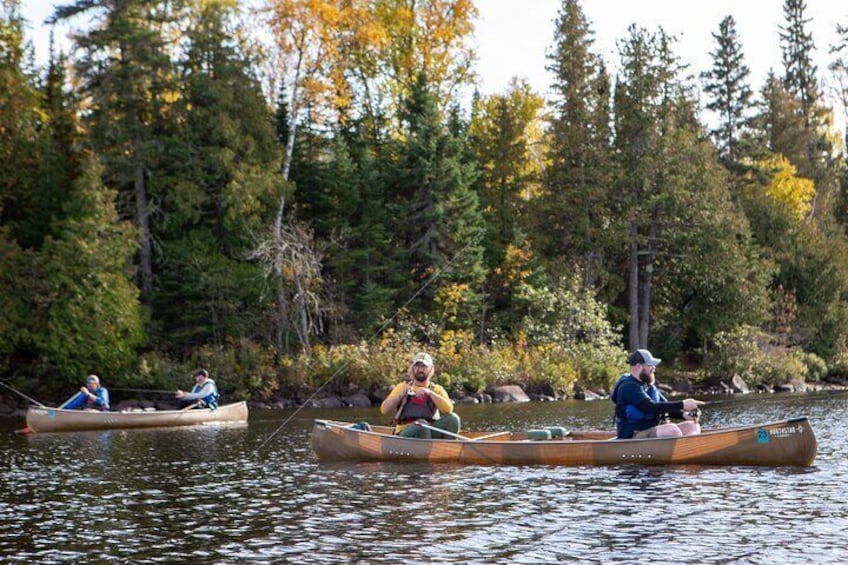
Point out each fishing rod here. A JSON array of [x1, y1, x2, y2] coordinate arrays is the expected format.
[[110, 387, 176, 394], [0, 380, 47, 408], [253, 239, 477, 454], [700, 388, 848, 406]]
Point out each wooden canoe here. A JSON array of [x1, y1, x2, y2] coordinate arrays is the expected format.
[[25, 402, 248, 433], [311, 417, 817, 467]]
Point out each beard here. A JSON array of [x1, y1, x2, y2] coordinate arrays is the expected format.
[[413, 372, 429, 383], [639, 369, 655, 385]]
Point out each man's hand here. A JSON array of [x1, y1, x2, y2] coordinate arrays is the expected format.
[[682, 398, 705, 411]]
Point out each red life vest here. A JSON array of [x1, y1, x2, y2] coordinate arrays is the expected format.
[[397, 385, 437, 423]]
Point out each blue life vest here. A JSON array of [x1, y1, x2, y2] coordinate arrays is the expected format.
[[192, 379, 219, 409], [625, 385, 666, 422]]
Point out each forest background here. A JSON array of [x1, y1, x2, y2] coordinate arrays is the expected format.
[[3, 0, 848, 404]]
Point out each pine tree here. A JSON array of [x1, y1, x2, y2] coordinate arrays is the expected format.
[[777, 0, 838, 221], [613, 25, 665, 350], [541, 0, 615, 289], [702, 15, 753, 166], [612, 24, 770, 355], [467, 79, 543, 335], [389, 73, 486, 330], [153, 0, 283, 351], [0, 0, 40, 244], [50, 0, 175, 300], [780, 0, 818, 116], [31, 35, 81, 248]]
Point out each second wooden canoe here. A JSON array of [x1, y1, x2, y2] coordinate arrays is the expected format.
[[25, 401, 248, 433]]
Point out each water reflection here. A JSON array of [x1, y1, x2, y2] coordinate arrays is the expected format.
[[1, 392, 847, 563]]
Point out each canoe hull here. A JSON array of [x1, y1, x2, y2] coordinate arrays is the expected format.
[[311, 418, 817, 467], [25, 402, 248, 433]]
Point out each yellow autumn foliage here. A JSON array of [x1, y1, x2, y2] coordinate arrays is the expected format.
[[757, 155, 815, 221]]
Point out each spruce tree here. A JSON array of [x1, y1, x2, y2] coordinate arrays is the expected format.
[[154, 0, 282, 350], [780, 0, 818, 117], [702, 15, 753, 166], [0, 0, 40, 244], [32, 36, 81, 248], [467, 79, 544, 336], [541, 0, 615, 289], [51, 0, 175, 300], [389, 73, 486, 331], [777, 0, 837, 221]]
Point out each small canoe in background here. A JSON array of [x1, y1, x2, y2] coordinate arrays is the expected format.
[[25, 401, 248, 433], [311, 417, 817, 467]]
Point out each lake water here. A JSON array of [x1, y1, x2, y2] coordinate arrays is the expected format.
[[1, 392, 847, 564]]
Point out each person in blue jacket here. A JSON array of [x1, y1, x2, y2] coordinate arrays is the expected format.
[[64, 374, 110, 411], [176, 369, 219, 409], [611, 349, 703, 439]]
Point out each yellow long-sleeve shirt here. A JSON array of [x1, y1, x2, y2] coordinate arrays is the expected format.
[[380, 380, 454, 432]]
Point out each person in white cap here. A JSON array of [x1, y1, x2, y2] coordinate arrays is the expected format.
[[380, 352, 461, 438], [610, 349, 704, 439], [63, 374, 110, 411]]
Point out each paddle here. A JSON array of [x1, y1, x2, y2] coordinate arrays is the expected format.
[[469, 431, 511, 441], [410, 422, 516, 442], [414, 421, 468, 441], [58, 392, 82, 409]]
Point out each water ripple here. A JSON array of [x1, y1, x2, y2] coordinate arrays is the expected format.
[[1, 395, 847, 563]]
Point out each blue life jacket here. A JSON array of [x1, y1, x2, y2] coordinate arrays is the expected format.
[[625, 385, 666, 422], [610, 374, 663, 425], [192, 379, 219, 409]]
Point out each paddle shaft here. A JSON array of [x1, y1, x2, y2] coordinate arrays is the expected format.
[[414, 421, 467, 441], [0, 380, 47, 408], [58, 392, 82, 409]]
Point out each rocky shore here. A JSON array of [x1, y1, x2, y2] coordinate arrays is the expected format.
[[2, 374, 847, 418]]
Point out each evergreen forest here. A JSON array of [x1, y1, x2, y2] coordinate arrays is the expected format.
[[3, 0, 848, 401]]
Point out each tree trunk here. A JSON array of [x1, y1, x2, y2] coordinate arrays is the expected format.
[[281, 45, 303, 183], [639, 220, 656, 347], [273, 197, 289, 352], [134, 157, 153, 298], [273, 46, 303, 351]]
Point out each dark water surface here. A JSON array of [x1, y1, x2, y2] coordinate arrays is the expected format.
[[1, 393, 847, 564]]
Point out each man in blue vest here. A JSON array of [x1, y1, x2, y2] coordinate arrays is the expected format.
[[611, 349, 703, 439], [176, 369, 219, 409], [380, 352, 461, 438]]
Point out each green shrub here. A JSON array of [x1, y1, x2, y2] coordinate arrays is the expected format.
[[801, 351, 827, 382], [710, 325, 771, 385]]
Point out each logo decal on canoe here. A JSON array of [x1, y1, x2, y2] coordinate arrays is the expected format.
[[757, 425, 804, 443], [47, 410, 55, 420]]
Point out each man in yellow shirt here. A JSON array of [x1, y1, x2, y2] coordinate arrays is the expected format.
[[380, 352, 461, 439]]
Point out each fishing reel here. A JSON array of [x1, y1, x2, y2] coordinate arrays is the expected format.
[[685, 407, 702, 422]]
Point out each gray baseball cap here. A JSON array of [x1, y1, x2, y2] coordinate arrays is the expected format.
[[627, 349, 661, 366]]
